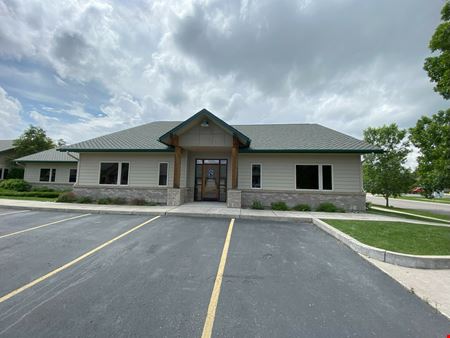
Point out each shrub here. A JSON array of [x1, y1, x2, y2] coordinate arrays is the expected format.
[[0, 179, 31, 192], [251, 200, 264, 210], [0, 190, 60, 198], [271, 201, 289, 211], [56, 192, 77, 203], [130, 198, 147, 206], [4, 167, 24, 179], [365, 202, 372, 210], [31, 187, 55, 192], [97, 197, 113, 205], [292, 203, 311, 211], [77, 196, 93, 204], [316, 202, 345, 213], [111, 197, 127, 205]]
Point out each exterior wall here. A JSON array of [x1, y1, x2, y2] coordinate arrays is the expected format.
[[77, 152, 174, 187], [179, 123, 233, 148], [23, 162, 77, 187], [73, 186, 168, 204], [237, 153, 363, 192], [241, 190, 366, 211]]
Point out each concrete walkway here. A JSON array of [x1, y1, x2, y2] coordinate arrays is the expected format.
[[364, 256, 450, 319], [0, 199, 446, 226]]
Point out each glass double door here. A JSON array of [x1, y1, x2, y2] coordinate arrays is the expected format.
[[195, 159, 227, 202]]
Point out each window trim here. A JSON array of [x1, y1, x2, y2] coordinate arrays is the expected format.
[[69, 168, 77, 183], [294, 163, 334, 191], [98, 162, 130, 186], [158, 162, 169, 186], [39, 168, 51, 182], [250, 163, 262, 189]]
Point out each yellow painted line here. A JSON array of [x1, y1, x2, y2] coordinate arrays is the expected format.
[[0, 213, 91, 239], [0, 210, 30, 217], [201, 218, 235, 338], [0, 215, 160, 304]]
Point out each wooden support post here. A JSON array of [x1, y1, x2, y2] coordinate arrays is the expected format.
[[172, 135, 181, 189], [231, 136, 239, 189]]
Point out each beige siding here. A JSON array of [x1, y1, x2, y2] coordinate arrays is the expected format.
[[179, 123, 232, 148], [24, 162, 78, 184], [78, 152, 174, 187], [238, 153, 362, 192]]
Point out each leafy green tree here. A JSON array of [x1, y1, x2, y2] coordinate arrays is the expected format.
[[409, 109, 450, 197], [424, 1, 450, 99], [363, 124, 414, 207], [13, 125, 55, 159]]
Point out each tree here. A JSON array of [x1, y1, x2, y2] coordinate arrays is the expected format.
[[363, 124, 413, 207], [424, 1, 450, 99], [57, 139, 67, 147], [13, 125, 55, 159], [409, 109, 450, 197]]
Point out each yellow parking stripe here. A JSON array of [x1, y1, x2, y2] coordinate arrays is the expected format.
[[0, 215, 160, 304], [0, 213, 91, 239], [201, 218, 235, 338]]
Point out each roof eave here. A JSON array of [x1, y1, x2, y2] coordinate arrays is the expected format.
[[239, 149, 384, 154], [57, 148, 174, 153]]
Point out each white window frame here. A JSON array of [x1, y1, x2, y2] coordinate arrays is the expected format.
[[250, 163, 262, 189], [69, 168, 77, 183], [39, 168, 53, 182], [158, 162, 169, 186], [98, 162, 130, 186], [294, 164, 334, 191]]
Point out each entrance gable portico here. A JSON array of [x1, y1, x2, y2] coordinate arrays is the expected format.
[[158, 109, 251, 205]]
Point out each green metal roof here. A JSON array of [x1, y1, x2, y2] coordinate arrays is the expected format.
[[59, 114, 381, 154], [0, 140, 15, 153], [15, 148, 79, 163]]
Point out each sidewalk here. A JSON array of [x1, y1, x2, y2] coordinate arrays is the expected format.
[[0, 199, 446, 226]]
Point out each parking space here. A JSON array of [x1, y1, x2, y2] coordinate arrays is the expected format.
[[0, 211, 448, 337]]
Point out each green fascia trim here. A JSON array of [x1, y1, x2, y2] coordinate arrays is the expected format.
[[158, 109, 251, 146], [57, 148, 174, 153], [17, 161, 78, 163], [239, 149, 384, 154]]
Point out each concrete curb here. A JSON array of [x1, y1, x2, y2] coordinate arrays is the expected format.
[[312, 218, 450, 269]]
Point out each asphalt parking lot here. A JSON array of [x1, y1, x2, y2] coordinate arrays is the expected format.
[[0, 209, 448, 337]]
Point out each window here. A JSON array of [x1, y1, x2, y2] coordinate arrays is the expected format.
[[251, 164, 261, 188], [322, 165, 332, 190], [51, 169, 56, 182], [295, 164, 333, 190], [159, 163, 168, 186], [99, 163, 119, 184], [296, 165, 319, 189], [69, 169, 77, 183], [40, 169, 50, 182], [120, 163, 129, 185]]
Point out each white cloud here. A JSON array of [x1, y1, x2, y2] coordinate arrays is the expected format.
[[0, 86, 25, 138]]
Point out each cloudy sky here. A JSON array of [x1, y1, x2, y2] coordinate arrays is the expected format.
[[0, 0, 446, 154]]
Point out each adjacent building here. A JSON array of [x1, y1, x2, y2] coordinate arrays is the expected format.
[[15, 148, 79, 190], [59, 109, 380, 210], [0, 140, 15, 180]]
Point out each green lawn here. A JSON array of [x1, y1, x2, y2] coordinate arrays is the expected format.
[[372, 205, 450, 222], [0, 196, 58, 202], [367, 208, 448, 224], [398, 196, 450, 204], [324, 219, 450, 255]]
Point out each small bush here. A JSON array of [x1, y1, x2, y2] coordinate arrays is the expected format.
[[365, 202, 372, 210], [0, 179, 31, 192], [97, 197, 113, 205], [57, 192, 77, 203], [271, 201, 289, 211], [31, 187, 55, 192], [4, 167, 24, 179], [292, 203, 311, 211], [130, 198, 147, 206], [77, 196, 93, 204], [316, 202, 344, 212], [111, 197, 127, 205], [251, 200, 264, 210]]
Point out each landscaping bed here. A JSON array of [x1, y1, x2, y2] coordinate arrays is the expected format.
[[324, 219, 450, 256]]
